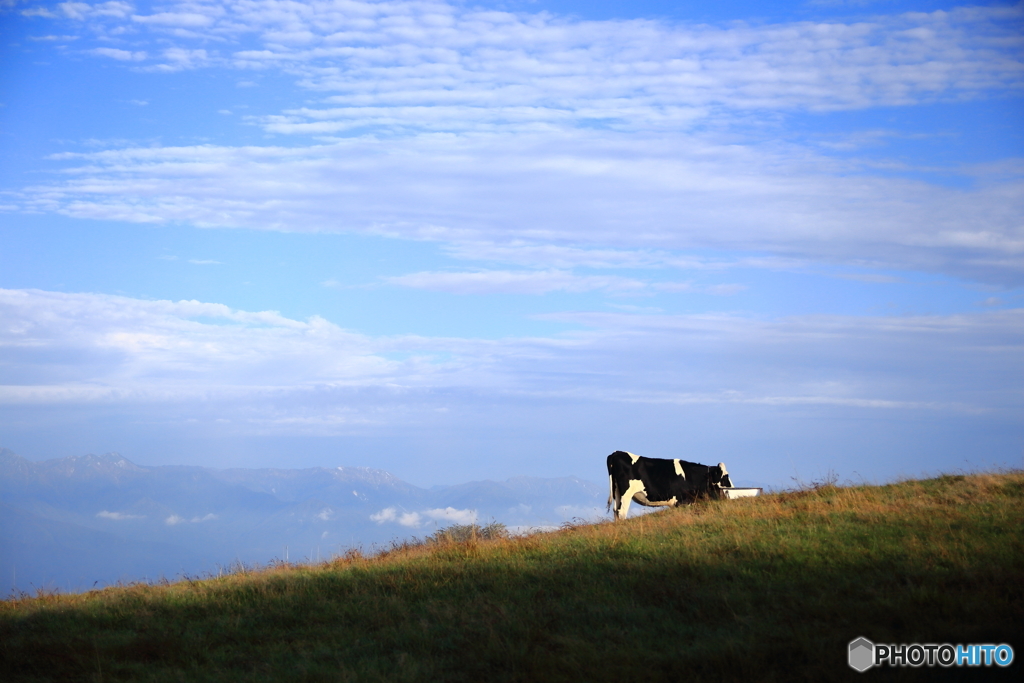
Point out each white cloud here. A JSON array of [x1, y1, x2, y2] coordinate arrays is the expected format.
[[165, 512, 216, 525], [132, 12, 216, 28], [370, 506, 477, 527], [187, 258, 221, 265], [383, 269, 746, 296], [423, 507, 477, 524], [397, 511, 422, 527], [89, 47, 146, 61], [22, 7, 58, 18], [369, 507, 397, 523], [385, 269, 648, 295], [0, 287, 397, 414], [58, 2, 133, 21], [702, 284, 748, 296], [834, 273, 904, 284], [439, 242, 790, 271], [96, 510, 144, 520], [147, 47, 210, 71]]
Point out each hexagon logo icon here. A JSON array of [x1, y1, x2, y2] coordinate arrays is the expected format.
[[849, 637, 874, 672]]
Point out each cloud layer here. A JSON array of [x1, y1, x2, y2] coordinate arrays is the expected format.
[[10, 1, 1022, 284], [2, 287, 1021, 428], [36, 0, 1024, 121], [371, 506, 477, 528], [22, 132, 1023, 283]]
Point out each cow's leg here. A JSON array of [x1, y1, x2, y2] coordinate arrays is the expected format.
[[617, 479, 646, 520], [609, 474, 627, 519]]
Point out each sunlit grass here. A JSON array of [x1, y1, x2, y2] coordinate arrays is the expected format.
[[2, 472, 1022, 681]]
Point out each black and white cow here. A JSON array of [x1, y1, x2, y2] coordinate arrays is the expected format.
[[606, 450, 733, 520]]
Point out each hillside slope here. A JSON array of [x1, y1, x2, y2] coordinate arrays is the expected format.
[[2, 472, 1022, 682]]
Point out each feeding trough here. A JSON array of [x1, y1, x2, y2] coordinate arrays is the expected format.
[[720, 486, 762, 500]]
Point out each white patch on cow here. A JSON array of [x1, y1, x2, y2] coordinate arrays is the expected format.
[[716, 461, 731, 488], [626, 451, 640, 464], [673, 459, 685, 478], [618, 478, 647, 519]]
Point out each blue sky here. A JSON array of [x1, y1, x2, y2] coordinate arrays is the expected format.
[[1, 0, 1022, 487]]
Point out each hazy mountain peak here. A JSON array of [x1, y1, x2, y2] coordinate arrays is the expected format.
[[0, 448, 35, 480], [330, 466, 402, 486], [42, 452, 146, 479]]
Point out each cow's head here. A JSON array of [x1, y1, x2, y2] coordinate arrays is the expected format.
[[710, 462, 733, 488]]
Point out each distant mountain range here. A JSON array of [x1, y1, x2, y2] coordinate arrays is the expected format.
[[0, 448, 607, 594]]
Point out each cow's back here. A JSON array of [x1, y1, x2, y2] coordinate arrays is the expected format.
[[606, 450, 635, 477]]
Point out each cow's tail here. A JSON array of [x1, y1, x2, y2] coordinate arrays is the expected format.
[[606, 473, 615, 513]]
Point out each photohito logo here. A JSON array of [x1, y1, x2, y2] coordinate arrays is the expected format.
[[848, 637, 1015, 671], [848, 637, 874, 672]]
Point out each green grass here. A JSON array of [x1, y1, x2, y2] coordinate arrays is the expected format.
[[2, 472, 1022, 681]]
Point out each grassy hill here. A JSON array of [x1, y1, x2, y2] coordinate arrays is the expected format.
[[2, 472, 1022, 681]]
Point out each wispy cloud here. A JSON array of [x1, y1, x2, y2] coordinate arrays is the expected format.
[[96, 510, 144, 520], [132, 12, 218, 29], [12, 1, 1023, 285], [441, 243, 741, 270], [24, 134, 1024, 283], [384, 269, 745, 296], [89, 47, 146, 61], [145, 47, 210, 72], [40, 1, 1024, 125], [1, 288, 1021, 436], [385, 269, 648, 295], [55, 2, 134, 21], [834, 273, 904, 284], [166, 513, 217, 525]]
